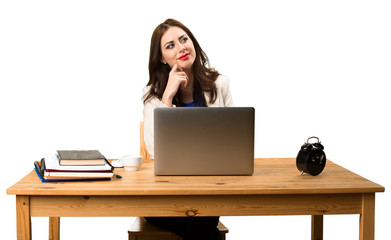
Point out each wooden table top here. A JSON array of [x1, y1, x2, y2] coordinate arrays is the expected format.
[[7, 158, 384, 196]]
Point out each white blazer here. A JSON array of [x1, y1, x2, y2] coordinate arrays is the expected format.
[[142, 75, 234, 157]]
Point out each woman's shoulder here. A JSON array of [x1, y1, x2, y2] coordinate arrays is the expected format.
[[215, 74, 230, 89], [141, 85, 152, 101], [142, 85, 151, 95]]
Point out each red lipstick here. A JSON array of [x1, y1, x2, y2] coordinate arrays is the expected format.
[[178, 53, 190, 60]]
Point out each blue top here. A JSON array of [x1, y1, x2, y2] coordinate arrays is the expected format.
[[182, 98, 202, 107], [182, 101, 197, 107]]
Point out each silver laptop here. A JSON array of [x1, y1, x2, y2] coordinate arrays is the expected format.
[[154, 107, 255, 175]]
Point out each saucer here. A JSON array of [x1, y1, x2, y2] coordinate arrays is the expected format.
[[111, 160, 123, 168]]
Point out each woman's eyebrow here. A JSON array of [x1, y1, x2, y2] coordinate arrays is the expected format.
[[178, 34, 187, 40], [164, 35, 187, 47], [164, 41, 174, 47]]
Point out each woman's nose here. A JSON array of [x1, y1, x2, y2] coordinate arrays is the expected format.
[[177, 43, 186, 52]]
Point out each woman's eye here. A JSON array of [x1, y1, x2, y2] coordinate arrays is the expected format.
[[166, 43, 174, 49], [181, 37, 188, 43]]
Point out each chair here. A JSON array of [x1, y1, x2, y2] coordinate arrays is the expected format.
[[128, 122, 229, 240], [128, 217, 229, 240]]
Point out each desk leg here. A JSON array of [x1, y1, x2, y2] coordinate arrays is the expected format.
[[360, 193, 375, 240], [16, 195, 31, 240], [49, 217, 60, 240], [311, 215, 323, 240]]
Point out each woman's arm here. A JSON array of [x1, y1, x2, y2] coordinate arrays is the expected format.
[[221, 75, 234, 107], [142, 86, 174, 158]]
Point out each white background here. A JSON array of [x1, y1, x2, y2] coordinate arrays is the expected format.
[[1, 0, 390, 239]]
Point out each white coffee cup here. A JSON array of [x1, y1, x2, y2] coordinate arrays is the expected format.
[[119, 154, 142, 171]]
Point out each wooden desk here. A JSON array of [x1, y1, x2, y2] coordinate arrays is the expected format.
[[7, 158, 384, 240]]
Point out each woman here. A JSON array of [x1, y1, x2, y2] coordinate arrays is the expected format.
[[143, 18, 233, 158], [142, 18, 233, 240]]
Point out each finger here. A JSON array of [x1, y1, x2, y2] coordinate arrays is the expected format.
[[172, 64, 185, 73], [181, 76, 188, 88], [176, 72, 189, 85], [171, 64, 178, 72], [175, 72, 188, 78]]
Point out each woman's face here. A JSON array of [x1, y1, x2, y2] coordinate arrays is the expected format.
[[160, 26, 196, 71]]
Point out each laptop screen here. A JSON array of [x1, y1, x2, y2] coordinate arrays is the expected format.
[[154, 107, 255, 175]]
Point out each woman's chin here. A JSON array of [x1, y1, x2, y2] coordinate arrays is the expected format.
[[177, 64, 192, 72]]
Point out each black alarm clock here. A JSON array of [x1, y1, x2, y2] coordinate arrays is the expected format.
[[296, 136, 326, 176]]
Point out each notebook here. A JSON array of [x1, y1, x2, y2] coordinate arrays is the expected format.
[[154, 107, 255, 175]]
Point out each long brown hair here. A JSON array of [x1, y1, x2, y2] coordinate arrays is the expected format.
[[144, 19, 219, 106]]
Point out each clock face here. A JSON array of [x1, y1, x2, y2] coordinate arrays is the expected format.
[[296, 147, 326, 176], [307, 149, 326, 176]]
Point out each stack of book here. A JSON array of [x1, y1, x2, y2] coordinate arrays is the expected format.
[[34, 150, 114, 182]]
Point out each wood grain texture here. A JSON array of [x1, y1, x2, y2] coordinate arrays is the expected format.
[[7, 158, 385, 240], [311, 215, 323, 240], [360, 193, 375, 240], [30, 193, 362, 217], [16, 196, 31, 240], [7, 158, 385, 196], [49, 217, 60, 240]]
